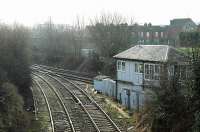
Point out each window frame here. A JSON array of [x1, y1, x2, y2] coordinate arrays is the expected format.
[[155, 32, 159, 38], [141, 32, 144, 38], [154, 64, 160, 80], [117, 60, 126, 72], [146, 32, 150, 38], [121, 61, 126, 71], [161, 32, 164, 38], [135, 63, 144, 73], [144, 63, 161, 80]]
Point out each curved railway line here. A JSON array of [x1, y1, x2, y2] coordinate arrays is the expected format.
[[31, 80, 53, 132], [31, 65, 122, 132], [32, 74, 75, 132], [32, 64, 95, 84]]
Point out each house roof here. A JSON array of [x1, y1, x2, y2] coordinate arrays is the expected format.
[[113, 45, 188, 63], [170, 18, 196, 27]]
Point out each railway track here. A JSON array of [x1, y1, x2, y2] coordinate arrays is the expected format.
[[31, 80, 53, 131], [31, 64, 95, 84], [32, 69, 122, 132], [32, 73, 75, 132], [36, 72, 99, 132], [53, 75, 121, 132]]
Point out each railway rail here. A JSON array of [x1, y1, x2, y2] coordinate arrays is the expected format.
[[31, 80, 54, 131], [31, 64, 95, 84], [32, 68, 122, 132], [36, 72, 100, 132], [32, 73, 75, 132]]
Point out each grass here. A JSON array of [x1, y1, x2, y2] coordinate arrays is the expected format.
[[26, 111, 51, 132]]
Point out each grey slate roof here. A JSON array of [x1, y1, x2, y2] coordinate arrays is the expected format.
[[170, 18, 195, 26], [113, 45, 187, 62]]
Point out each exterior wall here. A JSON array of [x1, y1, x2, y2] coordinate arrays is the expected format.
[[117, 82, 144, 110], [94, 79, 104, 92], [102, 79, 116, 97], [116, 60, 165, 110], [94, 78, 116, 98], [131, 25, 169, 46], [117, 60, 143, 85], [117, 60, 144, 110]]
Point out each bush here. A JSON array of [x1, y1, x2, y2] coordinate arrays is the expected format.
[[0, 83, 30, 132]]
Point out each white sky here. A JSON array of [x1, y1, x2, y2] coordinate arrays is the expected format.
[[0, 0, 200, 26]]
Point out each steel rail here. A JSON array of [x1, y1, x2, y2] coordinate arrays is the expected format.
[[33, 66, 122, 132], [32, 79, 55, 132], [32, 64, 96, 78], [62, 76, 122, 132], [32, 66, 93, 84], [45, 72, 122, 132], [40, 72, 101, 132], [33, 73, 75, 132]]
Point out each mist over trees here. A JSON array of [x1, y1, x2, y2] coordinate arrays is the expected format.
[[30, 14, 133, 76], [31, 18, 85, 69]]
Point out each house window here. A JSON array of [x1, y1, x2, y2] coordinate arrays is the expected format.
[[141, 32, 144, 37], [146, 32, 150, 38], [155, 32, 158, 37], [117, 61, 121, 71], [144, 63, 160, 80], [161, 32, 164, 38], [117, 60, 126, 71], [131, 32, 135, 36], [122, 61, 126, 71], [145, 64, 150, 79], [135, 63, 143, 73], [154, 64, 160, 80]]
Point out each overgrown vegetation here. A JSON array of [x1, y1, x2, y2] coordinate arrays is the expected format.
[[0, 23, 32, 132]]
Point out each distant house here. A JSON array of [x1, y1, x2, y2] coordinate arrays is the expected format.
[[130, 23, 168, 45], [113, 45, 189, 110], [168, 18, 197, 46], [130, 18, 197, 47]]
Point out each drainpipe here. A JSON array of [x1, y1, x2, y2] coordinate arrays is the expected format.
[[115, 79, 118, 101], [136, 92, 139, 112], [127, 90, 131, 110]]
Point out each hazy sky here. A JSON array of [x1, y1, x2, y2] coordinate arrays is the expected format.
[[0, 0, 199, 26]]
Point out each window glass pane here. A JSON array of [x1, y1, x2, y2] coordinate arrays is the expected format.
[[161, 32, 164, 38], [150, 65, 154, 79], [145, 64, 149, 74], [146, 32, 150, 38], [154, 64, 160, 80], [145, 64, 150, 79], [139, 64, 144, 73], [155, 65, 160, 73], [135, 63, 138, 72], [122, 62, 126, 71], [141, 32, 144, 37], [155, 32, 158, 37], [117, 61, 121, 71]]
